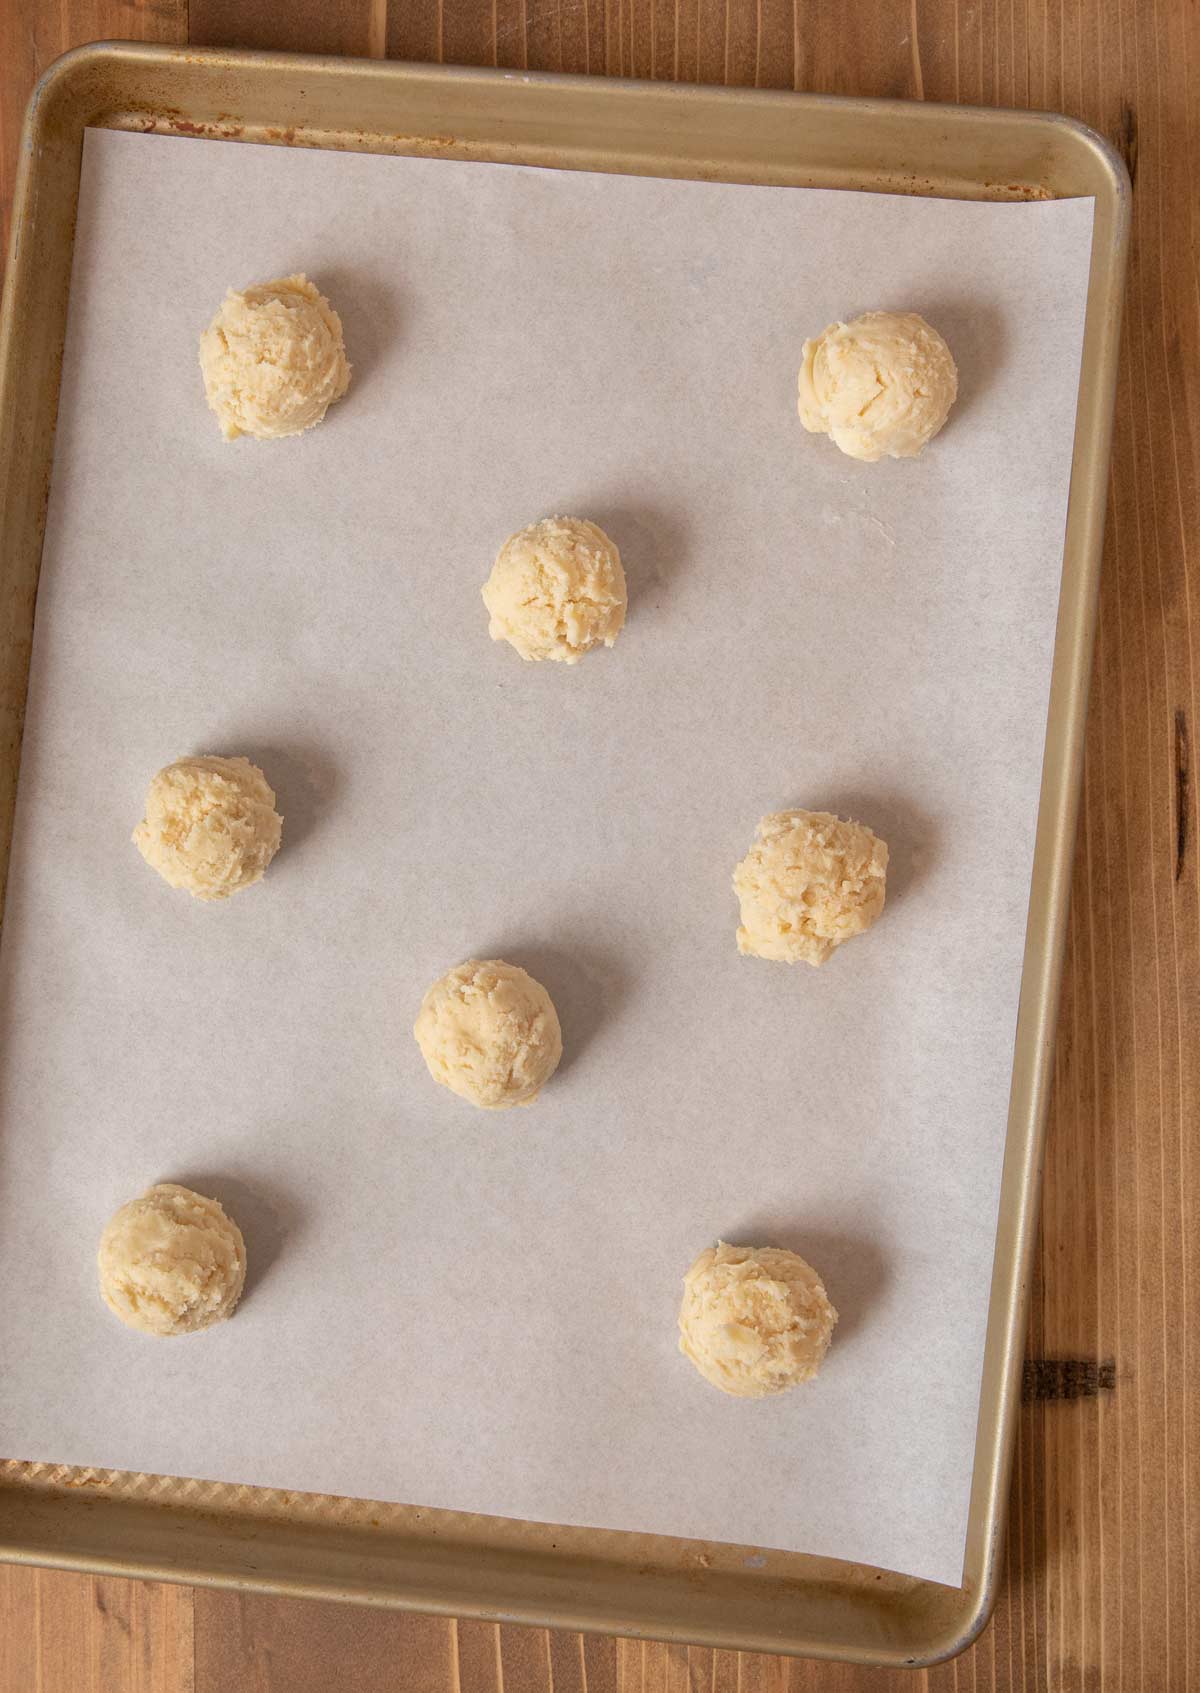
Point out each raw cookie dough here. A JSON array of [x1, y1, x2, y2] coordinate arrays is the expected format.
[[133, 755, 283, 901], [98, 1183, 246, 1337], [199, 274, 350, 441], [733, 809, 888, 966], [482, 517, 626, 663], [414, 959, 563, 1109], [798, 310, 958, 462], [678, 1241, 837, 1398]]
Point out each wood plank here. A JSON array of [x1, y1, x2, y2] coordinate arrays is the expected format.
[[194, 1593, 458, 1691], [454, 1619, 504, 1693], [0, 1565, 194, 1693], [188, 0, 382, 57], [0, 1565, 41, 1693]]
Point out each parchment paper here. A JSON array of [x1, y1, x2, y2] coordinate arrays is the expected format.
[[0, 127, 1094, 1586]]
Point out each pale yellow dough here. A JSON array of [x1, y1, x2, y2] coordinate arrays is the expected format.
[[678, 1242, 837, 1398], [199, 274, 350, 441], [98, 1183, 246, 1337], [798, 310, 957, 462], [733, 809, 888, 966], [414, 959, 563, 1109], [482, 517, 626, 663], [133, 755, 282, 901]]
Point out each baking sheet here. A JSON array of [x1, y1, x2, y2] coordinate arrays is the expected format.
[[0, 127, 1093, 1587]]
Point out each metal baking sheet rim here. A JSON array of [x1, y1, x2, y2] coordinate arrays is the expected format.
[[0, 43, 1129, 1668]]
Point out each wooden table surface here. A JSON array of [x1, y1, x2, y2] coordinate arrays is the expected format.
[[1, 1, 1197, 1688]]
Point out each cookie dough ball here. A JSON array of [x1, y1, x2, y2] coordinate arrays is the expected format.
[[678, 1242, 837, 1398], [414, 959, 563, 1109], [798, 311, 957, 461], [98, 1183, 246, 1337], [733, 809, 887, 965], [482, 517, 626, 663], [199, 274, 350, 441], [133, 755, 283, 901]]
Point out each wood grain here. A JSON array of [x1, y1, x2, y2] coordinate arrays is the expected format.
[[2, 0, 1198, 1688], [0, 1565, 194, 1693], [189, 0, 384, 58]]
